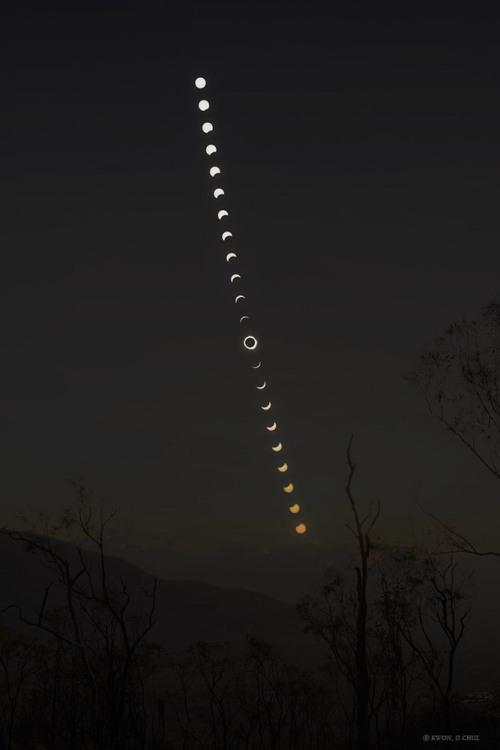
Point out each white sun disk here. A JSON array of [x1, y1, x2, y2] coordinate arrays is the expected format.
[[214, 188, 224, 198], [210, 166, 221, 177], [202, 122, 213, 133], [195, 77, 206, 89], [206, 144, 217, 155], [198, 100, 209, 111]]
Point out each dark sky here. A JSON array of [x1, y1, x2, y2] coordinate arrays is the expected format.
[[2, 1, 500, 602]]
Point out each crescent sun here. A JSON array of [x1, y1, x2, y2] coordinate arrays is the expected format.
[[235, 294, 245, 303], [271, 442, 282, 452], [206, 144, 217, 155], [261, 401, 271, 411], [251, 360, 261, 368], [231, 274, 241, 282], [210, 166, 221, 177], [222, 231, 233, 241], [240, 315, 249, 322], [214, 188, 224, 198], [218, 209, 228, 219], [277, 462, 288, 472], [226, 252, 237, 261], [266, 422, 277, 431], [283, 483, 294, 493], [256, 381, 266, 389], [290, 504, 300, 514]]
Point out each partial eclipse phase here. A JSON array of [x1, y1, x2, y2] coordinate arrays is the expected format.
[[194, 77, 307, 535]]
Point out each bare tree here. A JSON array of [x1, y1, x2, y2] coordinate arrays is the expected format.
[[406, 299, 500, 481], [298, 436, 380, 750], [0, 477, 157, 750], [372, 545, 424, 748], [0, 627, 46, 748], [393, 546, 472, 733], [193, 641, 240, 750], [345, 436, 380, 750], [406, 300, 500, 556]]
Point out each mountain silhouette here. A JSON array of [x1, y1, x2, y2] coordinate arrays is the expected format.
[[0, 531, 317, 662]]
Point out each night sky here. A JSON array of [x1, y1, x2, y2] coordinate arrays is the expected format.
[[2, 1, 500, 602]]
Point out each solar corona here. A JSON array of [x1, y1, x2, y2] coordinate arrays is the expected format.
[[193, 76, 307, 535], [243, 336, 257, 350]]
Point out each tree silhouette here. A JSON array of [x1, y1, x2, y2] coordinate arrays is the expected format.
[[0, 477, 157, 750], [406, 299, 500, 556], [374, 543, 472, 735], [298, 436, 379, 750], [406, 300, 500, 480]]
